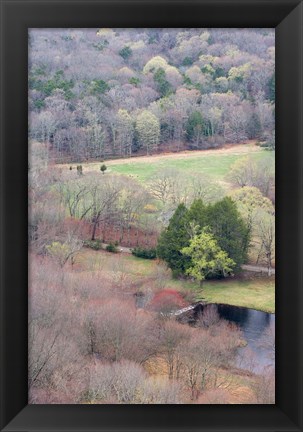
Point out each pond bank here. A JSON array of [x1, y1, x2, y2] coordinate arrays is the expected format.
[[193, 277, 275, 314], [191, 303, 275, 372]]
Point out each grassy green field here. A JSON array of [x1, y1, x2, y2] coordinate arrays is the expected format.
[[62, 143, 267, 186], [168, 277, 274, 314], [78, 249, 275, 313], [109, 151, 265, 183], [197, 279, 274, 313]]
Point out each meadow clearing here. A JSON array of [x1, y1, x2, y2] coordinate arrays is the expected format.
[[57, 142, 275, 269], [77, 248, 275, 313], [60, 142, 266, 186]]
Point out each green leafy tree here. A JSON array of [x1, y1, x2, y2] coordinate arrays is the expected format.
[[157, 204, 191, 276], [181, 228, 235, 287]]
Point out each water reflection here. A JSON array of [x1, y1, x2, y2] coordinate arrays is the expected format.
[[193, 303, 275, 372]]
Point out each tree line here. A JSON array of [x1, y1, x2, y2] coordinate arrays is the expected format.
[[29, 28, 275, 162]]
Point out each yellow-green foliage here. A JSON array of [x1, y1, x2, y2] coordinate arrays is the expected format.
[[143, 56, 168, 74], [181, 228, 236, 284], [46, 241, 71, 267]]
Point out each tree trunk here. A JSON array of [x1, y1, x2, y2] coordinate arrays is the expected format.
[[91, 219, 98, 241]]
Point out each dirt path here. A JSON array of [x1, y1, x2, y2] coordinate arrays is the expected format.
[[102, 243, 275, 275], [58, 141, 260, 170], [102, 244, 132, 254], [242, 264, 275, 275]]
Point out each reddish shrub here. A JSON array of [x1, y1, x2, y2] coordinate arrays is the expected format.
[[149, 289, 188, 313]]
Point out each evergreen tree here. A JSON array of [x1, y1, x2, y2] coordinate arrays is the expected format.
[[100, 164, 107, 174], [119, 46, 132, 61], [268, 73, 275, 102], [206, 197, 250, 270], [186, 111, 204, 146], [157, 203, 191, 276], [157, 197, 250, 277], [246, 112, 262, 139], [153, 68, 172, 97], [187, 199, 208, 230]]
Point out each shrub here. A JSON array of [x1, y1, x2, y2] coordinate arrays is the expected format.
[[106, 243, 119, 253], [84, 239, 103, 250], [258, 141, 275, 151], [132, 247, 157, 259], [100, 164, 107, 174], [76, 165, 83, 176], [172, 269, 181, 279], [149, 289, 188, 313], [258, 141, 269, 148], [143, 204, 158, 214]]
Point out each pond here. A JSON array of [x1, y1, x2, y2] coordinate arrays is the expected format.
[[135, 292, 275, 373], [193, 303, 275, 372]]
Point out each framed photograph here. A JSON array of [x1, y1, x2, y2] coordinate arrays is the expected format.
[[0, 0, 302, 431]]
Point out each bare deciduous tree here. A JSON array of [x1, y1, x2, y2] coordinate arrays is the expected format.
[[160, 320, 191, 379], [255, 211, 275, 274], [89, 360, 146, 403], [46, 232, 83, 268], [258, 321, 275, 361], [252, 367, 275, 404]]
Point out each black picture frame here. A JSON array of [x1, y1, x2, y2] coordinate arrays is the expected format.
[[0, 0, 302, 431]]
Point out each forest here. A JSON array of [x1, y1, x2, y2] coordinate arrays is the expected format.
[[29, 28, 275, 161], [29, 28, 275, 405]]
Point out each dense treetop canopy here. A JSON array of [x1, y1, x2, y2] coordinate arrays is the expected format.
[[157, 197, 250, 277], [29, 28, 275, 162]]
